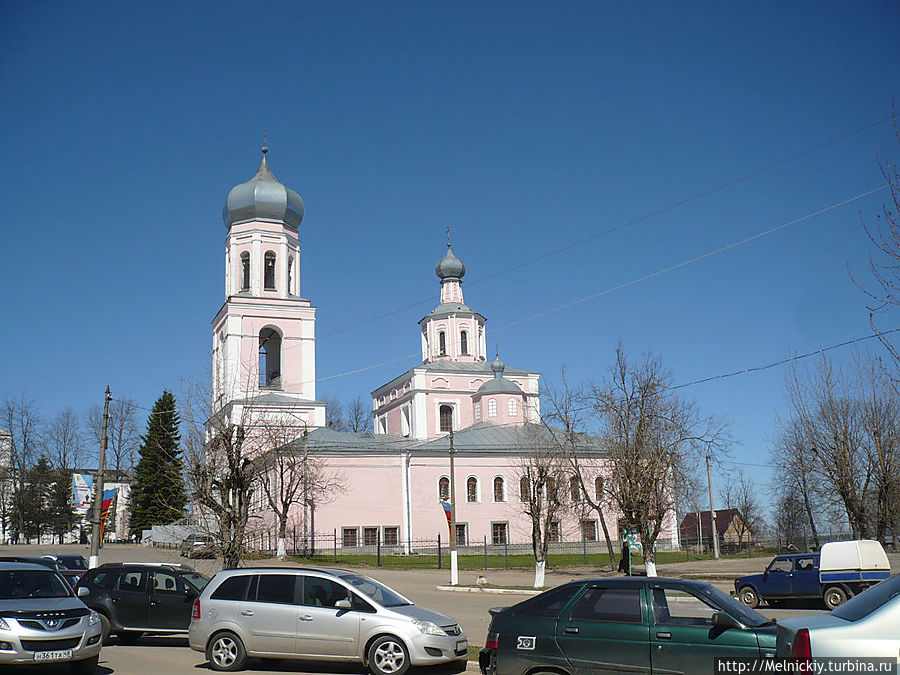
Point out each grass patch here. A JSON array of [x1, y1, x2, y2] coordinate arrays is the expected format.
[[467, 645, 481, 661]]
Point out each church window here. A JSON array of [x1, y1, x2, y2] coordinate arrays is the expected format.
[[240, 252, 250, 291], [460, 331, 468, 355], [258, 327, 282, 388], [519, 475, 530, 502], [508, 398, 517, 416], [570, 475, 581, 502], [264, 251, 276, 290], [466, 476, 478, 503], [438, 476, 449, 501], [546, 476, 558, 501], [287, 255, 294, 295], [488, 399, 497, 417], [474, 401, 481, 419], [493, 476, 506, 502], [439, 405, 453, 433], [595, 476, 604, 501], [438, 331, 446, 356]]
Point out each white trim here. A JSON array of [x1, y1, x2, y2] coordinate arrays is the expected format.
[[492, 474, 507, 503], [437, 474, 450, 501], [465, 474, 480, 504]]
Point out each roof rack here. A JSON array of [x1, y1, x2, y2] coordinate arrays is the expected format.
[[97, 562, 195, 571]]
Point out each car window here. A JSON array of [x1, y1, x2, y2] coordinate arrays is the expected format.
[[350, 592, 376, 613], [696, 584, 770, 628], [254, 574, 296, 604], [515, 584, 582, 617], [89, 570, 118, 589], [652, 588, 716, 626], [211, 575, 250, 601], [0, 570, 72, 599], [302, 577, 350, 608], [832, 574, 900, 622], [153, 571, 184, 595], [183, 572, 210, 592], [570, 586, 642, 623], [339, 574, 409, 607], [768, 558, 792, 573], [794, 557, 816, 571], [117, 570, 148, 593]]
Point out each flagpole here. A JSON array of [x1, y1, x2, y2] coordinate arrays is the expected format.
[[449, 427, 458, 586]]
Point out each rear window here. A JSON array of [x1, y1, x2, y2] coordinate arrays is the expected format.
[[254, 575, 296, 604], [183, 572, 210, 592], [832, 574, 900, 622], [515, 584, 582, 617], [211, 575, 250, 601], [570, 586, 642, 623]]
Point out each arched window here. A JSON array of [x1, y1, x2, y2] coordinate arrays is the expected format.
[[570, 475, 581, 502], [439, 476, 450, 501], [594, 476, 604, 501], [508, 398, 517, 416], [287, 256, 294, 295], [439, 405, 453, 433], [466, 476, 478, 503], [460, 331, 468, 355], [493, 476, 505, 502], [546, 477, 558, 502], [264, 251, 276, 290], [258, 327, 282, 387], [240, 252, 250, 291], [488, 399, 497, 417], [519, 475, 530, 502], [438, 331, 447, 356]]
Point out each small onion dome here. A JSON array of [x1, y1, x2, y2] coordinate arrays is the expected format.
[[223, 148, 305, 229], [477, 357, 523, 395], [435, 245, 466, 280]]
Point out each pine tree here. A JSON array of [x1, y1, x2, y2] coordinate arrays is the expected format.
[[48, 468, 76, 543], [22, 457, 54, 542], [129, 391, 187, 537]]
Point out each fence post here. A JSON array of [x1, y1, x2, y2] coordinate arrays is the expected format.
[[484, 535, 488, 570], [377, 530, 382, 567], [686, 537, 691, 562], [437, 534, 442, 569], [582, 535, 588, 565], [292, 526, 297, 557], [333, 528, 338, 563], [504, 538, 509, 570]]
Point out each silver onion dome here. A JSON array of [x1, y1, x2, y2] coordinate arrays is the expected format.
[[435, 245, 466, 280], [223, 147, 305, 229]]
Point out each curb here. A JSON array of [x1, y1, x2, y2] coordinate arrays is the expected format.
[[436, 585, 542, 595]]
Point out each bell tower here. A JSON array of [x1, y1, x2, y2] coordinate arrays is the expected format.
[[211, 144, 325, 427]]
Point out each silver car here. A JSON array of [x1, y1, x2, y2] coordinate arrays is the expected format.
[[776, 573, 900, 658], [189, 567, 468, 673], [0, 562, 103, 672]]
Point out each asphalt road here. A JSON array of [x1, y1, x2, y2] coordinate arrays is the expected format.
[[4, 544, 830, 674]]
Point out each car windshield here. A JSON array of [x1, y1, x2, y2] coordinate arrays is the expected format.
[[57, 556, 88, 570], [832, 574, 900, 622], [183, 572, 210, 591], [340, 573, 410, 607], [697, 584, 771, 627], [0, 570, 72, 599]]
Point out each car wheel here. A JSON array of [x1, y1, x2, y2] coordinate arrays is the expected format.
[[98, 613, 111, 645], [824, 586, 847, 609], [71, 655, 99, 674], [116, 630, 143, 644], [738, 586, 759, 608], [207, 631, 247, 672], [368, 635, 410, 675]]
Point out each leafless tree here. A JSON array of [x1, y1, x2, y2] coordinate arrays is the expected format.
[[719, 468, 761, 550], [583, 344, 730, 576], [345, 397, 371, 433], [2, 396, 44, 543], [86, 398, 139, 480], [770, 415, 823, 549], [542, 371, 617, 570], [321, 396, 346, 431], [46, 408, 84, 471]]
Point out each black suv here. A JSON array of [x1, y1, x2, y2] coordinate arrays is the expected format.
[[74, 563, 209, 643]]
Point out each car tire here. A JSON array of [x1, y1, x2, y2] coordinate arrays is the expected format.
[[116, 630, 143, 644], [368, 635, 410, 675], [98, 613, 111, 645], [738, 586, 759, 608], [824, 586, 847, 609], [207, 631, 247, 672], [71, 655, 99, 674]]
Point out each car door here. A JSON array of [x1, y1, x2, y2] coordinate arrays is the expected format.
[[238, 574, 299, 655], [648, 586, 760, 674], [790, 556, 819, 598], [761, 557, 793, 598], [109, 569, 150, 628], [149, 570, 193, 630], [295, 576, 361, 658], [555, 583, 651, 674]]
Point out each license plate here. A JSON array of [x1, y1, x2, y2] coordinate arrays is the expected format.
[[457, 640, 468, 651], [34, 650, 73, 662]]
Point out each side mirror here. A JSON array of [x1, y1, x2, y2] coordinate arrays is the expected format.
[[335, 598, 352, 610], [77, 586, 89, 598], [711, 611, 741, 630]]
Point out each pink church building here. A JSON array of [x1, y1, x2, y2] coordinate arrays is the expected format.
[[211, 147, 672, 552]]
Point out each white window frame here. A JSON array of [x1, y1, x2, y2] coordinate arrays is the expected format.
[[492, 474, 506, 503], [474, 401, 481, 419], [465, 475, 480, 504], [508, 398, 517, 416], [488, 398, 497, 417], [438, 475, 450, 501]]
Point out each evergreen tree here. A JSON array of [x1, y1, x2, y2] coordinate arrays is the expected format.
[[22, 457, 53, 542], [48, 468, 76, 543], [129, 391, 186, 537]]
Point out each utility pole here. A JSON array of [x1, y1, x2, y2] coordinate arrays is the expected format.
[[449, 427, 458, 585], [301, 429, 309, 557], [706, 454, 719, 560], [89, 386, 111, 569]]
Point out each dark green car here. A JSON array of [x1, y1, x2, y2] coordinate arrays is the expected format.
[[479, 577, 776, 675]]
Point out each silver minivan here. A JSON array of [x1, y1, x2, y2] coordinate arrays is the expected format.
[[189, 567, 468, 673]]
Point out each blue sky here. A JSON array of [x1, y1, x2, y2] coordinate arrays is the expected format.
[[1, 1, 898, 503]]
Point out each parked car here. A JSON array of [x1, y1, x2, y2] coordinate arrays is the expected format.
[[43, 555, 90, 573], [75, 562, 209, 644], [0, 556, 84, 588], [180, 534, 216, 559], [190, 566, 468, 673], [479, 577, 776, 675], [776, 573, 900, 658], [0, 561, 103, 672], [734, 540, 891, 609]]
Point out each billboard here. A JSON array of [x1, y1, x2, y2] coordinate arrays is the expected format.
[[72, 473, 93, 509]]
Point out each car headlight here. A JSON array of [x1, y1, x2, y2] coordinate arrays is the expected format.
[[411, 619, 446, 636], [0, 618, 9, 631], [88, 611, 100, 626]]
